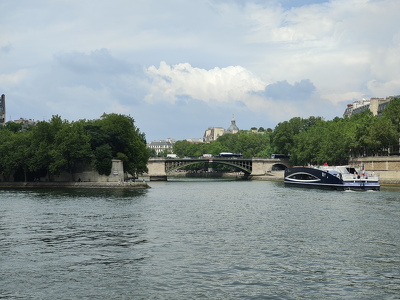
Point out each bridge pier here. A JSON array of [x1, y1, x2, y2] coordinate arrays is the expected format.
[[147, 158, 168, 181], [251, 158, 290, 176]]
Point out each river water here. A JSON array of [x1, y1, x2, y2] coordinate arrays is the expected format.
[[1, 179, 399, 299]]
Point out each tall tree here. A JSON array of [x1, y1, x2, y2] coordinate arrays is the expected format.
[[381, 97, 400, 153], [29, 117, 64, 180], [94, 113, 149, 176], [272, 117, 308, 155], [49, 121, 93, 180]]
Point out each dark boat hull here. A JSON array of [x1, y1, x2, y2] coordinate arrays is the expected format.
[[284, 167, 380, 191]]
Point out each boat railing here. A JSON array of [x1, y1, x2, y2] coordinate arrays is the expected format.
[[342, 173, 379, 181]]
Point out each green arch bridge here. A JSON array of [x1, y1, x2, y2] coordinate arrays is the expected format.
[[147, 157, 292, 181]]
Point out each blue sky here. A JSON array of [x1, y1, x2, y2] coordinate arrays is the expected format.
[[1, 0, 400, 141]]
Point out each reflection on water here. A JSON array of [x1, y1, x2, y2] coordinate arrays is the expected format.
[[29, 187, 149, 199], [0, 180, 399, 299]]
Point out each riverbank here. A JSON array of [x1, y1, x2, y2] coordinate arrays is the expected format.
[[0, 181, 150, 189], [250, 171, 285, 181]]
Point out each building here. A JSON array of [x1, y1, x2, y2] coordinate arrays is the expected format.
[[343, 95, 400, 117], [12, 117, 37, 127], [226, 114, 239, 134], [203, 115, 240, 142], [0, 94, 5, 125], [147, 138, 176, 155], [203, 127, 226, 143], [185, 138, 203, 143]]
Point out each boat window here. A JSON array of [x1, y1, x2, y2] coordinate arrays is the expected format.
[[289, 173, 319, 180], [347, 167, 356, 174]]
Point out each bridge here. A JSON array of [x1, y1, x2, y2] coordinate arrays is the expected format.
[[147, 157, 292, 181]]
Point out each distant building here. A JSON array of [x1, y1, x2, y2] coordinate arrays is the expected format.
[[185, 138, 203, 143], [0, 94, 5, 125], [203, 127, 225, 143], [343, 95, 400, 117], [203, 115, 240, 142], [226, 114, 239, 134], [12, 117, 37, 127], [147, 138, 176, 155]]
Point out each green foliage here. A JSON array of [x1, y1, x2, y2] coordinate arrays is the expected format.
[[0, 114, 149, 181], [157, 149, 172, 157], [49, 121, 93, 179], [173, 131, 272, 158], [275, 106, 400, 166], [83, 113, 149, 176], [0, 129, 33, 181], [5, 121, 23, 133], [382, 97, 400, 125], [148, 148, 157, 157]]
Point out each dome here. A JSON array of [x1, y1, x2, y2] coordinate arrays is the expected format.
[[227, 114, 239, 133]]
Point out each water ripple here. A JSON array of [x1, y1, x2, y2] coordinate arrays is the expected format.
[[1, 181, 400, 299]]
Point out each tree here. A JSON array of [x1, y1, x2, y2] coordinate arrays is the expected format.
[[5, 121, 23, 133], [271, 117, 305, 155], [350, 110, 375, 156], [382, 97, 400, 125], [148, 148, 157, 157], [94, 144, 113, 175], [50, 121, 93, 180], [381, 97, 400, 153], [94, 113, 149, 176], [0, 129, 17, 180], [362, 117, 398, 156], [317, 119, 353, 165], [173, 140, 192, 157], [292, 125, 325, 165], [29, 116, 64, 180], [11, 131, 33, 181]]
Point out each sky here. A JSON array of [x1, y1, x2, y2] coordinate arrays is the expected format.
[[1, 0, 400, 142]]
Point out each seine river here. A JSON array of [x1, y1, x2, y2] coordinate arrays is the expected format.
[[1, 179, 399, 299]]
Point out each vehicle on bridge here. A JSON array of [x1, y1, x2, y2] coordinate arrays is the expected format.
[[271, 154, 290, 159], [218, 152, 243, 158]]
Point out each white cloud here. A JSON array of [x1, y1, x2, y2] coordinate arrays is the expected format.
[[144, 62, 266, 106], [367, 79, 400, 97]]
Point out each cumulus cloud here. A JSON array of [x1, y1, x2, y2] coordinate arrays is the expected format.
[[144, 61, 266, 107]]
